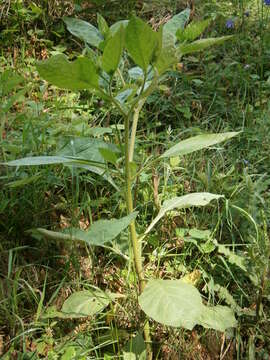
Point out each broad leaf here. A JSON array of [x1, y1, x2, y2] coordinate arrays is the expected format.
[[179, 36, 233, 56], [36, 54, 99, 90], [125, 16, 159, 72], [102, 27, 125, 74], [61, 289, 110, 318], [36, 212, 138, 246], [176, 19, 211, 42], [145, 193, 222, 234], [198, 305, 237, 331], [139, 279, 203, 329], [64, 17, 103, 47], [163, 8, 190, 45], [161, 132, 239, 158]]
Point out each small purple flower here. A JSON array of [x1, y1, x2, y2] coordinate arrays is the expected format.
[[226, 19, 235, 29], [264, 0, 270, 5]]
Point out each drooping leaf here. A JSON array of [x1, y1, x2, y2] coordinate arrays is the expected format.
[[161, 132, 239, 158], [139, 279, 203, 329], [176, 19, 211, 42], [145, 193, 223, 235], [36, 54, 99, 91], [125, 16, 159, 72], [36, 212, 138, 246], [4, 156, 78, 166], [198, 305, 237, 332], [63, 17, 103, 47], [163, 8, 190, 45], [179, 36, 233, 56], [57, 137, 119, 188], [217, 243, 247, 271], [102, 26, 125, 74], [61, 289, 111, 318]]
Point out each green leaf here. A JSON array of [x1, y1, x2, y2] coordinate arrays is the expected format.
[[4, 156, 77, 166], [161, 132, 240, 158], [179, 36, 233, 56], [36, 212, 138, 246], [125, 16, 159, 72], [139, 279, 203, 329], [217, 243, 247, 271], [110, 20, 129, 36], [97, 13, 109, 37], [36, 54, 99, 91], [145, 193, 222, 235], [61, 289, 111, 318], [63, 17, 103, 48], [99, 148, 118, 165], [163, 8, 190, 45], [154, 46, 178, 75], [102, 27, 125, 74], [198, 305, 237, 332], [176, 19, 211, 42], [0, 70, 24, 96]]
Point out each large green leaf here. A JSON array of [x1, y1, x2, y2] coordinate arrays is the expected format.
[[145, 193, 222, 235], [179, 36, 233, 56], [176, 19, 211, 42], [63, 17, 103, 48], [61, 289, 110, 318], [163, 8, 190, 45], [139, 280, 203, 329], [198, 305, 237, 332], [125, 16, 159, 72], [36, 212, 138, 246], [102, 26, 125, 74], [161, 132, 239, 158], [36, 54, 99, 91], [139, 280, 237, 331]]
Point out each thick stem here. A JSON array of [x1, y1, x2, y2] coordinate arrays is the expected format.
[[124, 114, 152, 360], [124, 114, 144, 290]]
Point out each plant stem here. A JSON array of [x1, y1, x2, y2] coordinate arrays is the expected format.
[[129, 100, 144, 162], [124, 113, 152, 360]]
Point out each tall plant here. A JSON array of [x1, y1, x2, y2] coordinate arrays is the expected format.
[[6, 9, 239, 359]]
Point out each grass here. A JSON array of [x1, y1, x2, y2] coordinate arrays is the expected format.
[[1, 0, 270, 358]]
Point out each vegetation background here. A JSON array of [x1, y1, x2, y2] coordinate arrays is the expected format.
[[0, 0, 270, 359]]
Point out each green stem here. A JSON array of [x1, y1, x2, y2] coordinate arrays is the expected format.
[[124, 113, 152, 360], [129, 100, 145, 162]]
